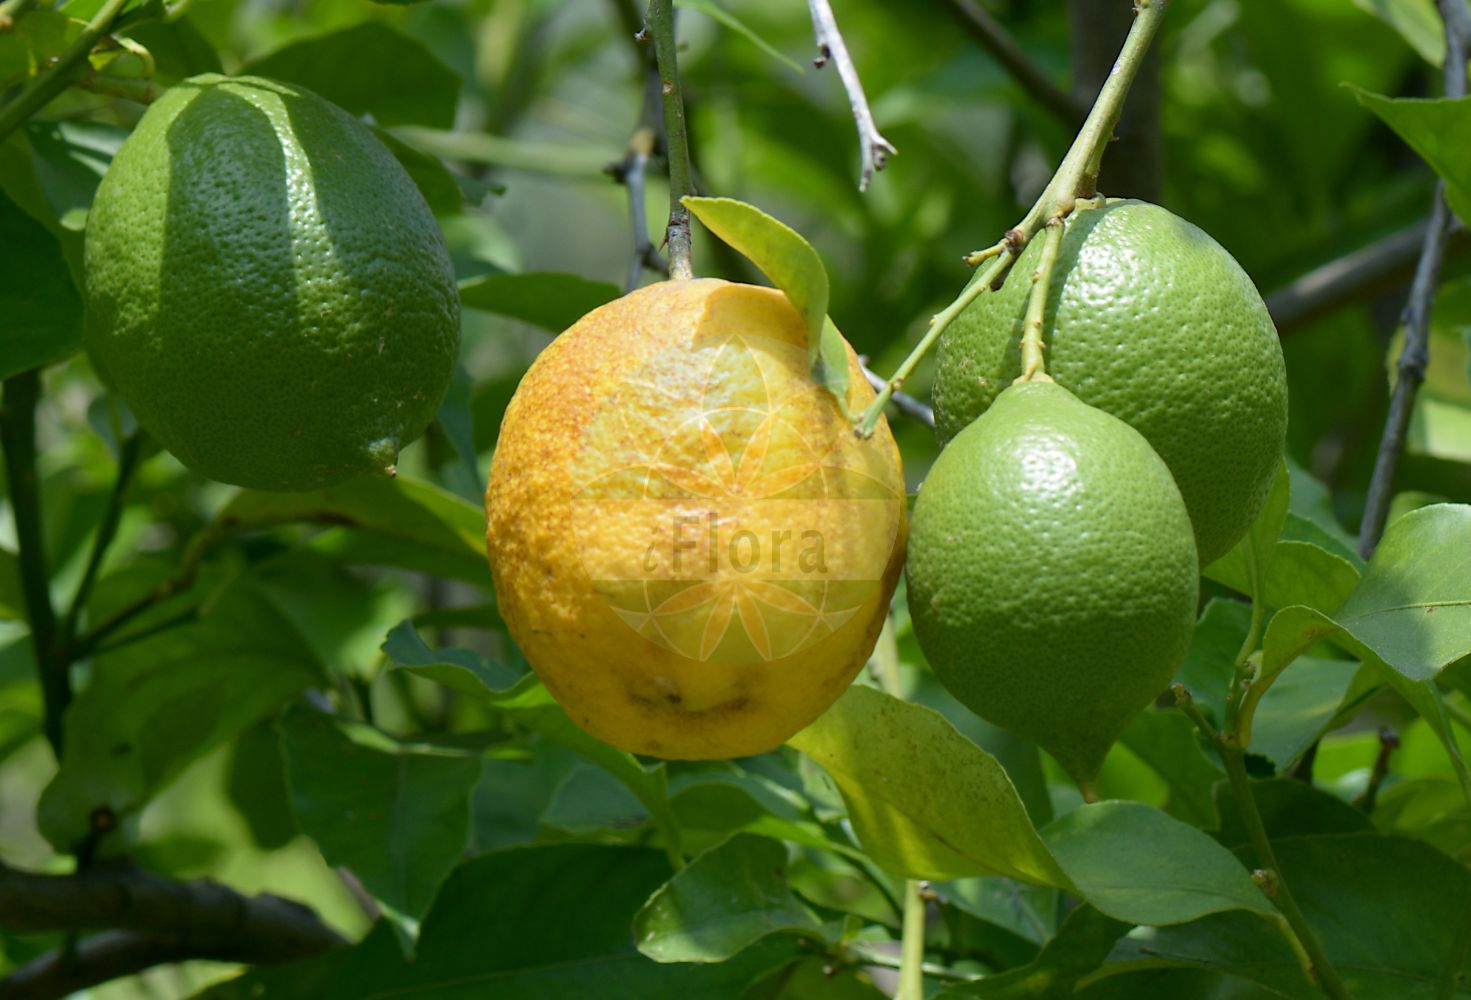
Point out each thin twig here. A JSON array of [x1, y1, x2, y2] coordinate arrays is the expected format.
[[1265, 219, 1468, 335], [0, 371, 65, 755], [0, 862, 344, 1000], [897, 879, 927, 1000], [860, 361, 934, 427], [1354, 727, 1399, 813], [940, 0, 1084, 126], [58, 432, 143, 649], [1359, 0, 1470, 559], [646, 0, 696, 279], [0, 0, 132, 142], [807, 0, 896, 191]]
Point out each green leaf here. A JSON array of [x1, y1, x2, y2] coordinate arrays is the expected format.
[[787, 685, 1074, 886], [372, 127, 463, 217], [1173, 599, 1253, 726], [1377, 664, 1471, 809], [1205, 458, 1289, 600], [939, 905, 1131, 997], [744, 958, 886, 999], [675, 0, 804, 74], [1210, 778, 1372, 851], [0, 10, 78, 89], [124, 17, 223, 81], [1117, 711, 1223, 828], [1350, 87, 1471, 227], [38, 570, 322, 850], [383, 626, 682, 859], [1248, 655, 1358, 769], [682, 196, 849, 400], [196, 845, 799, 999], [0, 187, 81, 379], [280, 706, 481, 952], [218, 474, 488, 586], [458, 271, 620, 332], [634, 833, 825, 963], [1041, 801, 1274, 926], [1104, 833, 1471, 998], [1351, 0, 1445, 65], [242, 22, 461, 128]]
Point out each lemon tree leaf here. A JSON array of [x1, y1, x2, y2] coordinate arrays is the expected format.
[[372, 127, 463, 217], [458, 271, 619, 332], [634, 833, 827, 963], [0, 10, 79, 89], [219, 475, 488, 585], [1350, 87, 1471, 228], [1375, 664, 1471, 808], [1102, 834, 1471, 998], [682, 196, 849, 400], [675, 0, 804, 74], [1210, 778, 1372, 851], [37, 568, 323, 850], [196, 845, 800, 999], [1041, 802, 1275, 926], [243, 22, 461, 128], [1248, 656, 1360, 769], [1351, 0, 1445, 64], [1117, 711, 1223, 828], [938, 904, 1131, 997], [1261, 504, 1471, 690], [787, 685, 1074, 886], [0, 187, 81, 379], [382, 624, 682, 858], [279, 706, 481, 953]]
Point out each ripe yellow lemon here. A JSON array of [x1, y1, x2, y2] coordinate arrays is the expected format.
[[486, 279, 907, 759], [84, 74, 459, 492], [933, 200, 1286, 564], [907, 381, 1198, 783]]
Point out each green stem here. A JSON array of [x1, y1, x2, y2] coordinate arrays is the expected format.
[[1221, 746, 1352, 999], [58, 433, 143, 650], [1017, 219, 1064, 383], [646, 0, 696, 280], [897, 879, 926, 1000], [0, 0, 132, 143], [1, 372, 67, 755], [855, 0, 1168, 437]]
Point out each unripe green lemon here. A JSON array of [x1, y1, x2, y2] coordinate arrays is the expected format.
[[84, 74, 459, 492], [907, 381, 1198, 783], [933, 200, 1286, 564]]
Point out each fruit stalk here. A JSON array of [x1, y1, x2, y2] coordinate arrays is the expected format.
[[1016, 219, 1064, 382], [646, 0, 697, 280], [0, 0, 132, 143], [856, 0, 1168, 437], [897, 879, 926, 1000]]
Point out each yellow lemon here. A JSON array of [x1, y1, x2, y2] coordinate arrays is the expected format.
[[486, 279, 906, 759]]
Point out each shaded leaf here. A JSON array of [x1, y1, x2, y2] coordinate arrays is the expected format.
[[939, 904, 1131, 997], [280, 706, 481, 951], [788, 685, 1073, 886], [634, 833, 825, 963], [1210, 778, 1371, 851], [1041, 801, 1274, 926], [458, 271, 619, 332], [38, 570, 322, 850], [196, 845, 798, 998], [373, 127, 463, 216], [1118, 710, 1224, 828], [243, 22, 460, 128], [1248, 656, 1359, 769], [1351, 0, 1444, 64], [1350, 88, 1471, 227], [0, 187, 82, 378]]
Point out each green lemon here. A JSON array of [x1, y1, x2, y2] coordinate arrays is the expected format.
[[84, 74, 459, 492], [933, 200, 1286, 564], [906, 381, 1198, 784]]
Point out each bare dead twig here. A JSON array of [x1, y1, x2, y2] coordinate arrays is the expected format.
[[807, 0, 896, 191]]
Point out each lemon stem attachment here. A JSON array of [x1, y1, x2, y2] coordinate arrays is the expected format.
[[854, 0, 1168, 438], [646, 0, 697, 280], [1016, 218, 1064, 383]]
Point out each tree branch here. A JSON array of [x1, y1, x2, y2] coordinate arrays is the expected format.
[[0, 0, 131, 142], [606, 12, 669, 293], [0, 371, 65, 755], [1265, 218, 1469, 335], [941, 0, 1084, 126], [646, 0, 696, 279], [0, 861, 346, 1000], [1359, 0, 1470, 558], [807, 0, 896, 191]]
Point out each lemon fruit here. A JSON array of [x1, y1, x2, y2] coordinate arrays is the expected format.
[[907, 380, 1198, 783], [85, 74, 459, 492], [933, 200, 1286, 564], [486, 279, 907, 759]]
